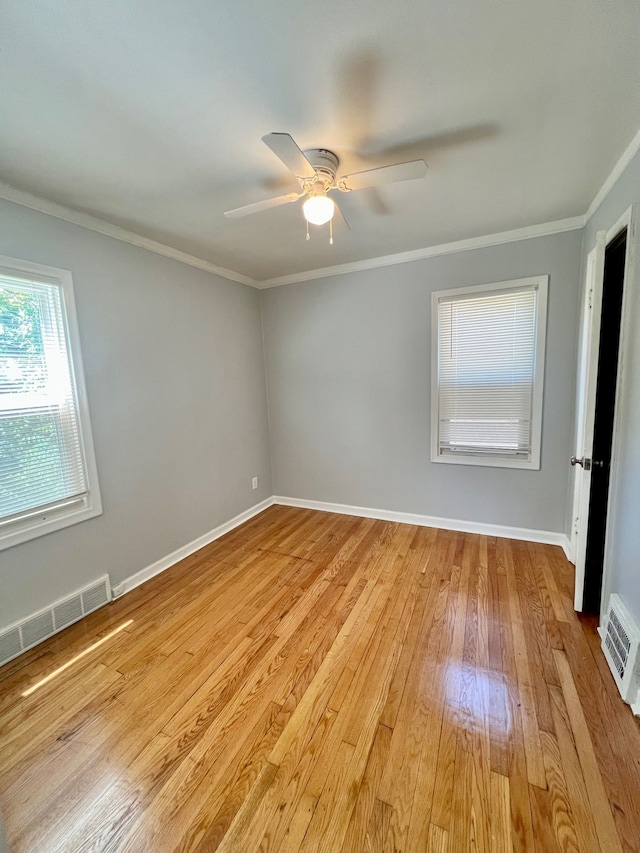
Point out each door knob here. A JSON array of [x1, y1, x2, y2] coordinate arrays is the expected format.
[[571, 456, 591, 471]]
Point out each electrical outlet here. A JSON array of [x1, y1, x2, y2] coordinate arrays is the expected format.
[[252, 476, 258, 490]]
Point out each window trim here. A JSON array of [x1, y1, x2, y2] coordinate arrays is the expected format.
[[0, 254, 102, 551], [430, 275, 548, 470]]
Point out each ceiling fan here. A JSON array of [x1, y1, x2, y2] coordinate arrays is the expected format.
[[224, 132, 428, 243]]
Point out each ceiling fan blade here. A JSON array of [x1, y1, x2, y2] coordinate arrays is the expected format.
[[224, 192, 302, 219], [262, 133, 316, 180], [337, 159, 427, 192]]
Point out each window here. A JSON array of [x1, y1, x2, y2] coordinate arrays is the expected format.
[[431, 276, 548, 469], [0, 255, 101, 550]]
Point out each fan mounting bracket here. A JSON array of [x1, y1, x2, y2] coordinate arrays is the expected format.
[[300, 149, 339, 192]]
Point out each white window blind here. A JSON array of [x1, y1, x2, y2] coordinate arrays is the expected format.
[[0, 257, 101, 549], [432, 277, 547, 468]]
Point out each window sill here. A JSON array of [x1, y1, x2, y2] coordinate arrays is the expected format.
[[0, 497, 103, 552], [431, 452, 541, 470]]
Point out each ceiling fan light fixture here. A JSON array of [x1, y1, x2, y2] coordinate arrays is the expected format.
[[303, 194, 335, 225]]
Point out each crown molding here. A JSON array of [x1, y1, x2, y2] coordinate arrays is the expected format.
[[257, 216, 585, 288], [4, 115, 640, 290], [0, 181, 258, 288], [0, 180, 587, 289], [584, 125, 640, 224]]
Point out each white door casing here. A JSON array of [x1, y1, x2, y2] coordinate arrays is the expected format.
[[599, 205, 637, 623], [570, 231, 605, 611], [571, 205, 637, 615]]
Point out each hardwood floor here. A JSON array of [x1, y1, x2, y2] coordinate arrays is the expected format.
[[1, 506, 639, 852]]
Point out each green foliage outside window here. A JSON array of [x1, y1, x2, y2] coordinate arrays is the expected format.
[[0, 286, 67, 517]]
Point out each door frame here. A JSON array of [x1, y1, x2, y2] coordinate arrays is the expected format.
[[570, 204, 636, 615], [570, 230, 605, 609]]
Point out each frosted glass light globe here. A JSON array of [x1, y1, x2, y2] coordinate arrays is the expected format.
[[303, 195, 335, 225]]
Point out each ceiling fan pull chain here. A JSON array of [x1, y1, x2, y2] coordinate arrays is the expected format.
[[306, 220, 310, 241], [329, 218, 333, 245]]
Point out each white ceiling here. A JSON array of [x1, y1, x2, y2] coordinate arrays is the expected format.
[[2, 0, 640, 281]]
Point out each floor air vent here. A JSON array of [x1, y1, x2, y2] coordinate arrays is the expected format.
[[0, 575, 111, 668], [602, 594, 640, 715]]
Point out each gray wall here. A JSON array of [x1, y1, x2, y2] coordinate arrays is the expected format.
[[581, 148, 640, 622], [0, 199, 272, 629], [4, 153, 637, 634], [261, 230, 583, 533]]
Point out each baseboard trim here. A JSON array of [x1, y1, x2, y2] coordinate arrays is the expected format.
[[114, 497, 276, 598], [114, 493, 571, 601], [274, 495, 570, 549], [560, 537, 573, 562]]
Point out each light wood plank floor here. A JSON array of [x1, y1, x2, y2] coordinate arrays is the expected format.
[[1, 506, 639, 852]]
